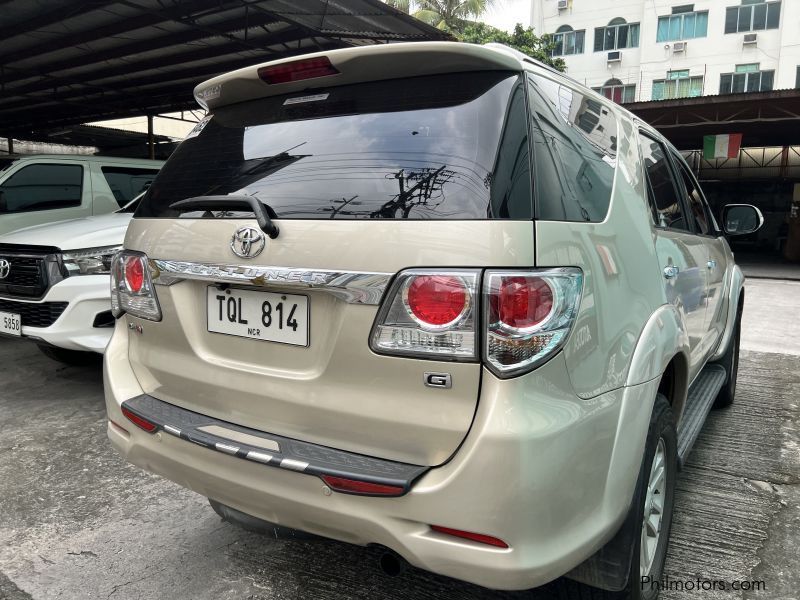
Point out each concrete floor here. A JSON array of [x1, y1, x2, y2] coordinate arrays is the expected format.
[[1, 279, 798, 600]]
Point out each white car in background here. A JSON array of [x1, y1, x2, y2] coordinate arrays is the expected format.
[[0, 198, 138, 364]]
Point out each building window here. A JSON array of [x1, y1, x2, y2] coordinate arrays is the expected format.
[[594, 18, 640, 52], [552, 25, 585, 56], [657, 9, 709, 41], [720, 64, 775, 93], [593, 79, 636, 104], [724, 0, 781, 34], [652, 70, 704, 100]]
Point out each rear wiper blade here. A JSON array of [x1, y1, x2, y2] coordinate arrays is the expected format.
[[169, 195, 279, 239]]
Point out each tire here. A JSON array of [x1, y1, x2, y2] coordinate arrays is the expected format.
[[208, 498, 320, 540], [556, 395, 678, 600], [712, 310, 741, 409], [37, 345, 100, 366]]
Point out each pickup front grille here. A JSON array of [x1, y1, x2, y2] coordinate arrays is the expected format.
[[2, 256, 41, 286], [0, 299, 68, 328], [0, 245, 63, 299]]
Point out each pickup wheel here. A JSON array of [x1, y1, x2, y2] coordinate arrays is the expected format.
[[712, 310, 741, 409], [556, 395, 677, 600]]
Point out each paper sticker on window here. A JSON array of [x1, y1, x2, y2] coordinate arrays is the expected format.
[[185, 115, 212, 140], [283, 93, 330, 105]]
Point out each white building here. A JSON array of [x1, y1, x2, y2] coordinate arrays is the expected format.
[[531, 0, 800, 104]]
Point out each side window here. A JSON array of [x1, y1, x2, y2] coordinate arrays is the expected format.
[[527, 72, 617, 222], [0, 164, 83, 214], [101, 167, 159, 207], [671, 153, 711, 235], [638, 134, 689, 231]]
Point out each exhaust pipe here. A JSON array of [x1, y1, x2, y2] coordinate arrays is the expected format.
[[378, 550, 407, 577]]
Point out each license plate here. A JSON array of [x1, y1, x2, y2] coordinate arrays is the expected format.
[[0, 311, 22, 337], [207, 287, 308, 347]]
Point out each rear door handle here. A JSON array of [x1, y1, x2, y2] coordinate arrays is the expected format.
[[707, 260, 717, 270], [663, 265, 680, 279]]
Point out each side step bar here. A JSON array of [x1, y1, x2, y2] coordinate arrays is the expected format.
[[676, 364, 727, 467]]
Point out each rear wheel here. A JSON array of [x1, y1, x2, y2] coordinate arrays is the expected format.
[[37, 345, 100, 366], [557, 395, 677, 599], [712, 310, 741, 409]]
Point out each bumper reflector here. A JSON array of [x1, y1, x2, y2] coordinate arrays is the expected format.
[[320, 475, 404, 497], [121, 406, 158, 433], [430, 525, 509, 548]]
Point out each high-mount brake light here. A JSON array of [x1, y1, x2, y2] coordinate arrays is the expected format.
[[257, 56, 339, 85], [320, 475, 405, 497]]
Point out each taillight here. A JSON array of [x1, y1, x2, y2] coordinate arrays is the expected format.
[[257, 56, 339, 84], [125, 256, 144, 293], [484, 269, 582, 378], [404, 275, 469, 329], [370, 267, 581, 374], [370, 270, 479, 360], [110, 251, 162, 321], [496, 276, 553, 329]]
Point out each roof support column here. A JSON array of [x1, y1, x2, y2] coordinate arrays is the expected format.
[[6, 137, 13, 154], [147, 115, 154, 160]]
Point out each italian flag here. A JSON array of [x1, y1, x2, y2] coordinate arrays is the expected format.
[[703, 133, 742, 159]]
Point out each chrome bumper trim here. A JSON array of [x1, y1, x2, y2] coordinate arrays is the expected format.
[[149, 259, 392, 305]]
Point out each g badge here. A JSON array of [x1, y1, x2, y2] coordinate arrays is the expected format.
[[424, 372, 452, 389]]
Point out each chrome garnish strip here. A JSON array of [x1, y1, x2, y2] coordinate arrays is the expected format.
[[149, 259, 392, 305]]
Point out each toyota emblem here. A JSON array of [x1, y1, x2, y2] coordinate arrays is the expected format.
[[230, 226, 265, 259], [0, 259, 10, 280]]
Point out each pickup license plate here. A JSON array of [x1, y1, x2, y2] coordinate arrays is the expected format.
[[0, 311, 22, 337], [207, 287, 308, 347]]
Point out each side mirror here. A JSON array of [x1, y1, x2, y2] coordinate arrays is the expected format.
[[722, 204, 763, 236]]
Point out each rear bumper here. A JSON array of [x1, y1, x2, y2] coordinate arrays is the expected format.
[[6, 275, 112, 353], [104, 323, 657, 591]]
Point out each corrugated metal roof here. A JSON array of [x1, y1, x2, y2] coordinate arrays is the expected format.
[[624, 88, 800, 150], [0, 0, 452, 138]]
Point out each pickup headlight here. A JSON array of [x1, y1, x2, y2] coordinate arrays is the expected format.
[[62, 246, 122, 276]]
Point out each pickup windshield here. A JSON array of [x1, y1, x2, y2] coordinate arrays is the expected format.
[[135, 71, 531, 221]]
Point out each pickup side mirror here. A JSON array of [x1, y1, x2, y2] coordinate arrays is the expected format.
[[722, 204, 763, 236]]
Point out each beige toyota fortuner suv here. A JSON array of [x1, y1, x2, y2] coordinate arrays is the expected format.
[[104, 43, 762, 598]]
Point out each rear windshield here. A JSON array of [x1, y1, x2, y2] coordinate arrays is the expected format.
[[135, 71, 531, 220]]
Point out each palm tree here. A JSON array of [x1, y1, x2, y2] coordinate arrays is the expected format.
[[385, 0, 412, 12], [386, 0, 495, 33]]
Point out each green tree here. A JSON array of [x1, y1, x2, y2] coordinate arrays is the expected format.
[[385, 0, 411, 13], [458, 22, 566, 71], [386, 0, 494, 33]]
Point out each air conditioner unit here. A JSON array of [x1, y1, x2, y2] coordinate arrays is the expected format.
[[672, 41, 687, 52], [557, 0, 569, 10], [607, 51, 621, 63], [743, 33, 758, 45]]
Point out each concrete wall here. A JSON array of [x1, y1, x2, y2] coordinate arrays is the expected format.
[[532, 0, 799, 101]]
